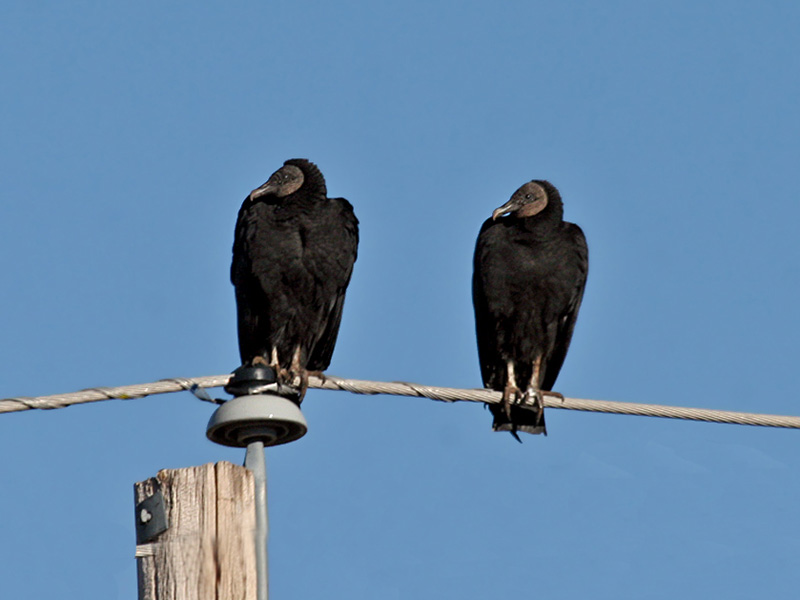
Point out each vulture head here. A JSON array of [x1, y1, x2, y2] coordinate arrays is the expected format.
[[492, 181, 551, 220], [249, 164, 305, 200]]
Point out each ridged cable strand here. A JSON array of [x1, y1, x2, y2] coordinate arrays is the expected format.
[[1, 373, 799, 429]]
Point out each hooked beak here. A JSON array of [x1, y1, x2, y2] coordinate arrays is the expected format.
[[249, 180, 278, 200], [492, 199, 520, 220]]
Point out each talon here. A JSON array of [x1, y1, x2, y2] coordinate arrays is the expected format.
[[277, 367, 291, 385], [297, 369, 310, 402], [502, 382, 521, 420], [306, 370, 326, 384], [523, 388, 547, 434], [524, 389, 543, 410]]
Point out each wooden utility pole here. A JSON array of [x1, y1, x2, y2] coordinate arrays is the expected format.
[[133, 368, 309, 599], [134, 462, 257, 600]]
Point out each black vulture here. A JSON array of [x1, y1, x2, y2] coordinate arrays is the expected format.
[[231, 158, 359, 398], [472, 180, 588, 439]]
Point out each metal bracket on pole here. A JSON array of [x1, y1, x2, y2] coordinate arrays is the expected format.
[[135, 485, 169, 544]]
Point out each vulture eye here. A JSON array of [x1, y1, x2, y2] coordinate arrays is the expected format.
[[525, 194, 532, 200]]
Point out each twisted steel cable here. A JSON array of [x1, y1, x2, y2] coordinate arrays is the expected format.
[[1, 373, 799, 429]]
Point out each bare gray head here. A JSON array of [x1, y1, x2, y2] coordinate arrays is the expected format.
[[249, 164, 305, 200], [492, 181, 550, 221]]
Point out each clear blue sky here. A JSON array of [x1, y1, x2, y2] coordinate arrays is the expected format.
[[2, 1, 799, 598]]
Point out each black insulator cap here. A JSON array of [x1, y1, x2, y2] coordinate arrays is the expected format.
[[224, 364, 301, 402]]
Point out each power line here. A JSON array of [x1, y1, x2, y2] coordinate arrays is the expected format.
[[0, 375, 229, 414], [1, 373, 799, 429]]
